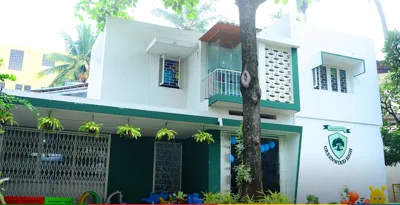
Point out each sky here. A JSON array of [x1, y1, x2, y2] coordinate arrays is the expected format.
[[0, 0, 399, 60]]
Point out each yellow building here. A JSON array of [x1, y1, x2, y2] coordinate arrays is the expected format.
[[0, 43, 56, 90]]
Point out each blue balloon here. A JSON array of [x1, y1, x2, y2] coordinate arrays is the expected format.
[[269, 141, 275, 149], [260, 145, 265, 153], [231, 136, 237, 145], [264, 144, 270, 152], [229, 154, 234, 163]]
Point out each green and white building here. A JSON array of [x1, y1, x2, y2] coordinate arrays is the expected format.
[[0, 13, 386, 203]]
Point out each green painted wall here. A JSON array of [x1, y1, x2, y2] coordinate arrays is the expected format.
[[107, 135, 155, 204], [182, 138, 209, 193], [207, 130, 221, 193], [107, 130, 221, 203], [181, 130, 221, 194]]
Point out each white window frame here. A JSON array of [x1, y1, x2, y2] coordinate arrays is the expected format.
[[313, 66, 349, 93], [159, 55, 181, 89]]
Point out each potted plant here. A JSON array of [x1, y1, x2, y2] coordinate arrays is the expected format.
[[156, 126, 178, 141], [117, 120, 141, 139], [37, 110, 63, 132], [0, 110, 18, 126], [79, 120, 103, 137], [192, 130, 214, 144]]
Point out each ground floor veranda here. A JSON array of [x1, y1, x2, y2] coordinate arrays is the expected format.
[[0, 95, 302, 204]]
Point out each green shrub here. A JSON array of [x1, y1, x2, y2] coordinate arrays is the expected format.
[[306, 194, 320, 204]]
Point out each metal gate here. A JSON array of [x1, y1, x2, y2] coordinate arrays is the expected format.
[[0, 127, 111, 200]]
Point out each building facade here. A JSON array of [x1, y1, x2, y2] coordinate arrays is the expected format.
[[0, 14, 386, 204], [0, 43, 56, 90]]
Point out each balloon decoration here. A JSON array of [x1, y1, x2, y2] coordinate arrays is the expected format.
[[269, 141, 275, 149], [259, 141, 276, 153], [264, 144, 270, 152], [229, 154, 234, 163], [231, 136, 237, 145], [260, 145, 265, 153]]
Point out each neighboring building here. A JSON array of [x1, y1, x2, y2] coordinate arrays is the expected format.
[[0, 14, 386, 204], [0, 43, 56, 90], [30, 82, 88, 98]]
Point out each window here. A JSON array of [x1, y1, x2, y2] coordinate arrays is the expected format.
[[42, 55, 55, 67], [313, 66, 347, 93], [15, 84, 22, 91], [159, 55, 181, 89], [24, 85, 31, 91], [8, 49, 24, 70]]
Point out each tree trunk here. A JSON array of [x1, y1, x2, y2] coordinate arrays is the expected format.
[[374, 0, 388, 38], [236, 0, 264, 197]]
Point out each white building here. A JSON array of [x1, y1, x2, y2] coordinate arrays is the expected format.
[[0, 14, 387, 204]]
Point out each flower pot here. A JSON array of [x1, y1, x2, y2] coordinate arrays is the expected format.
[[45, 124, 53, 131]]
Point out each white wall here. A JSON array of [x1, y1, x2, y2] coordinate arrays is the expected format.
[[99, 17, 202, 109], [292, 23, 382, 126], [87, 33, 105, 99], [296, 117, 387, 203]]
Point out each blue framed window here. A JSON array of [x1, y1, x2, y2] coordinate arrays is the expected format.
[[159, 55, 181, 89]]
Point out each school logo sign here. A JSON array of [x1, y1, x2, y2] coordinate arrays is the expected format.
[[323, 125, 353, 165]]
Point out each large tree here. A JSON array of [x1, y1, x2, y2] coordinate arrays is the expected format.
[[38, 23, 97, 87], [75, 0, 280, 196], [152, 0, 227, 33], [380, 30, 400, 166]]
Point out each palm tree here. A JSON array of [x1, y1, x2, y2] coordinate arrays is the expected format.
[[274, 0, 319, 23], [38, 23, 96, 87], [152, 0, 227, 33]]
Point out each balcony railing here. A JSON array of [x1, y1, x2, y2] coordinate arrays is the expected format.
[[202, 68, 241, 99]]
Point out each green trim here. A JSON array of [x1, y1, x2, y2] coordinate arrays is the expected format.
[[320, 51, 366, 77], [294, 127, 303, 204], [206, 129, 221, 192], [208, 48, 300, 112], [21, 97, 219, 125]]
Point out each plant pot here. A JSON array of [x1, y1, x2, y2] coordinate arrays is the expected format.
[[89, 129, 97, 134], [45, 124, 53, 131]]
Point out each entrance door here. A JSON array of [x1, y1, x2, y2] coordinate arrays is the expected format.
[[230, 137, 279, 193]]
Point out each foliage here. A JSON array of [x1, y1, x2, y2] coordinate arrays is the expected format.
[[232, 123, 252, 194], [117, 123, 141, 139], [75, 0, 200, 33], [79, 120, 103, 137], [0, 110, 18, 127], [328, 202, 338, 204], [202, 192, 240, 204], [269, 8, 302, 22], [380, 30, 400, 166], [274, 0, 319, 22], [192, 130, 214, 144], [156, 127, 178, 140], [0, 172, 10, 205], [0, 58, 39, 134], [306, 194, 320, 204], [38, 111, 64, 132], [256, 190, 292, 204], [202, 190, 291, 204], [341, 185, 349, 200], [152, 0, 227, 33], [38, 23, 97, 87]]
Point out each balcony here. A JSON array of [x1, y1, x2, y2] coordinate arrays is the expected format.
[[199, 22, 300, 114]]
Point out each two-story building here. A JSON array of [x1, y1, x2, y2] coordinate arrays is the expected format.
[[0, 13, 386, 204]]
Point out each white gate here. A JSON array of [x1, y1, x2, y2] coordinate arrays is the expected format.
[[0, 127, 111, 200]]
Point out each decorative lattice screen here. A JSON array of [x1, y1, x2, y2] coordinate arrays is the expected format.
[[265, 46, 293, 103], [153, 142, 182, 194], [0, 127, 111, 200]]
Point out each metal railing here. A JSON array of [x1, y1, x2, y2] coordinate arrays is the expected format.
[[202, 68, 242, 99]]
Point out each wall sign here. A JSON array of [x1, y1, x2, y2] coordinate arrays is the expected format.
[[323, 125, 353, 165]]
